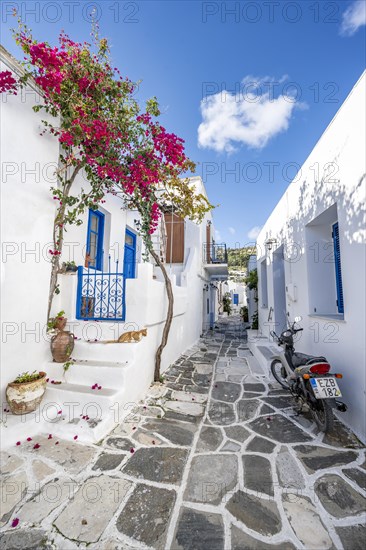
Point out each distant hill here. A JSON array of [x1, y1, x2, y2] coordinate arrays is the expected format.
[[227, 246, 256, 271]]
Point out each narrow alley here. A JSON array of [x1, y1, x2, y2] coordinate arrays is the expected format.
[[1, 317, 365, 550]]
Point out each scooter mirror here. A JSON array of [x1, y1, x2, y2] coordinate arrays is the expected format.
[[294, 316, 302, 322]]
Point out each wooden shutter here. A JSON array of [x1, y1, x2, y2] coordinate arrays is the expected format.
[[165, 213, 185, 263]]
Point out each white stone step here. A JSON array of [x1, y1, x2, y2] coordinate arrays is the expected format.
[[43, 382, 123, 423], [0, 409, 49, 448], [246, 355, 266, 375], [44, 381, 122, 408], [43, 359, 128, 387], [65, 319, 144, 341], [40, 383, 126, 442], [72, 339, 138, 362], [41, 411, 118, 444]]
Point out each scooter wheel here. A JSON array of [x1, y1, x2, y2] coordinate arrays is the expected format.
[[270, 360, 289, 390], [311, 398, 334, 433]]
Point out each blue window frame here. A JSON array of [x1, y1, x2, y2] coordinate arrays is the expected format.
[[123, 228, 136, 279], [332, 222, 344, 314], [86, 210, 104, 270]]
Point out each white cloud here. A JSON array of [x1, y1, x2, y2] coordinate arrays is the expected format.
[[198, 76, 306, 153], [215, 229, 222, 241], [340, 1, 366, 36], [247, 226, 262, 240], [228, 227, 236, 235]]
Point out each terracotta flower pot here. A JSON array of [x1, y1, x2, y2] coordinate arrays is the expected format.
[[51, 330, 74, 363], [6, 372, 47, 415]]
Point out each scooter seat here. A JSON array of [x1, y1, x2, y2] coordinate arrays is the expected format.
[[292, 352, 327, 368]]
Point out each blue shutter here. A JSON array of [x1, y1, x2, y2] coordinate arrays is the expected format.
[[332, 222, 344, 314], [233, 293, 239, 305], [86, 210, 105, 270]]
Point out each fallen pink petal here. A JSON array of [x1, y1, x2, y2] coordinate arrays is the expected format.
[[11, 518, 19, 528]]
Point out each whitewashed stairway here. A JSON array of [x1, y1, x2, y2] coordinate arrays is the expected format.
[[37, 324, 151, 444]]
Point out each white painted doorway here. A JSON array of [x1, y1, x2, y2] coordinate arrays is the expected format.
[[272, 245, 287, 333]]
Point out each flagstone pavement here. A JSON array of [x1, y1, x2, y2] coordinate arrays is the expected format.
[[1, 316, 365, 549]]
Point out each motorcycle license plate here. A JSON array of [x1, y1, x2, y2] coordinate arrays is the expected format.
[[310, 377, 342, 399]]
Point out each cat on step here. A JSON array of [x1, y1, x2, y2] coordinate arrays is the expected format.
[[101, 328, 147, 344]]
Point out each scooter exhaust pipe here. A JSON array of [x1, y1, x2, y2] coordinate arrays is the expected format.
[[336, 401, 347, 412]]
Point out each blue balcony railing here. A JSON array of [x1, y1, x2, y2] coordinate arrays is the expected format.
[[203, 243, 228, 265], [76, 256, 125, 321]]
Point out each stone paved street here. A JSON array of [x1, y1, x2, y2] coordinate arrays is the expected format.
[[1, 317, 365, 549]]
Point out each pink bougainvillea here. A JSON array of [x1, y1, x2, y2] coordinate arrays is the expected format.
[[0, 70, 17, 94], [8, 23, 194, 244]]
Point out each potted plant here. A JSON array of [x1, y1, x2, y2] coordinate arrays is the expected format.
[[48, 310, 67, 332], [63, 261, 78, 273], [6, 371, 47, 415], [240, 305, 249, 323], [47, 311, 74, 362]]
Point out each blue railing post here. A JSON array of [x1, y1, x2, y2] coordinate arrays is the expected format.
[[76, 266, 83, 319], [114, 259, 119, 318]]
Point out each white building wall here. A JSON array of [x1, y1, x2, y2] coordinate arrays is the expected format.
[[0, 51, 219, 438], [1, 58, 59, 403], [256, 72, 366, 441]]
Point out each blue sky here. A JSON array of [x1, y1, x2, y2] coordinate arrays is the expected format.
[[2, 0, 365, 246]]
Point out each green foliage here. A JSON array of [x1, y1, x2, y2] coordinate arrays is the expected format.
[[13, 371, 43, 384], [227, 246, 256, 270], [223, 292, 232, 316], [245, 269, 258, 291], [240, 305, 249, 322], [63, 360, 74, 373], [251, 310, 259, 330], [47, 310, 65, 331]]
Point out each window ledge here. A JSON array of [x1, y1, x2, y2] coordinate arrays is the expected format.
[[308, 313, 345, 322]]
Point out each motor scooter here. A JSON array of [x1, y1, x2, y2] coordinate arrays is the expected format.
[[270, 318, 347, 432]]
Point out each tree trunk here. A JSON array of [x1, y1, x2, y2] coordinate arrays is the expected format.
[[47, 164, 81, 321], [150, 248, 174, 382]]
